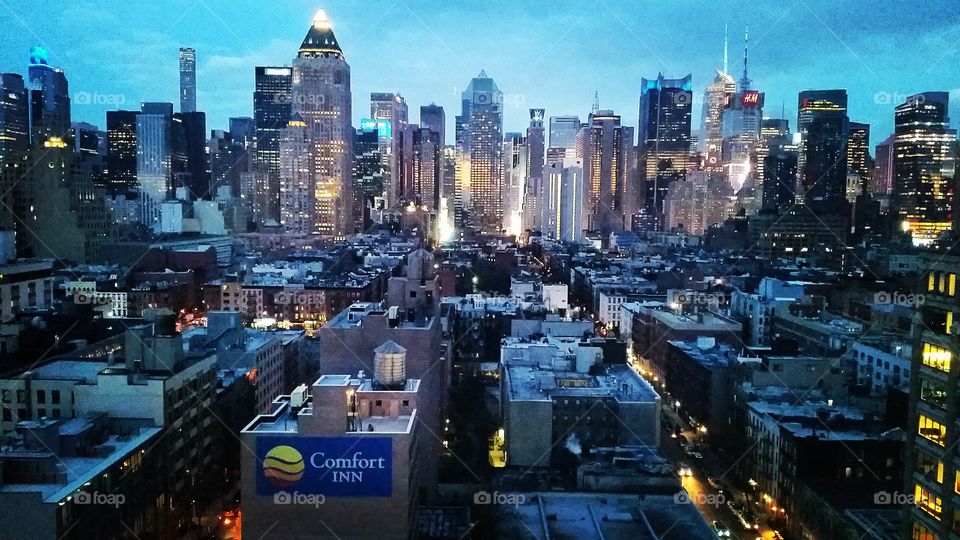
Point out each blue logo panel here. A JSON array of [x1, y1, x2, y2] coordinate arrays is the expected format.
[[256, 436, 393, 497]]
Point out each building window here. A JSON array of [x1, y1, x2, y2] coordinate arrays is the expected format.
[[402, 400, 409, 407], [1, 408, 9, 422], [375, 400, 382, 407], [912, 522, 935, 540], [51, 390, 60, 404], [916, 451, 943, 484], [915, 483, 942, 519], [410, 291, 416, 298], [919, 415, 947, 446], [921, 379, 949, 409], [922, 343, 951, 372], [36, 390, 45, 404]]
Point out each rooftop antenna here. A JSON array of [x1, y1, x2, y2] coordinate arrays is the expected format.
[[592, 91, 599, 115], [740, 26, 751, 91], [723, 24, 729, 76]]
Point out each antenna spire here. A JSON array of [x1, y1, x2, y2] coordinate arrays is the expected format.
[[723, 24, 729, 76], [592, 91, 599, 114], [740, 26, 751, 90]]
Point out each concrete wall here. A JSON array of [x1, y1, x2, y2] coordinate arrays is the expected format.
[[504, 398, 552, 467]]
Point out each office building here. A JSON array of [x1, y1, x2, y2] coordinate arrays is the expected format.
[[419, 103, 445, 146], [638, 74, 693, 230], [178, 47, 197, 113], [137, 102, 173, 230], [579, 110, 635, 236], [254, 66, 292, 221], [797, 89, 849, 207], [548, 115, 581, 156], [287, 10, 353, 237], [892, 92, 956, 245], [455, 71, 503, 233], [27, 46, 70, 141], [524, 108, 546, 232]]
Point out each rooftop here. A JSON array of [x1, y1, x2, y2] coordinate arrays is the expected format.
[[505, 363, 659, 403]]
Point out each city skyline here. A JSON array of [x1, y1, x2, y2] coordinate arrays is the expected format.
[[2, 1, 958, 142]]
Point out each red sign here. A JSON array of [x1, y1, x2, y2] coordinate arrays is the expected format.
[[742, 91, 762, 108]]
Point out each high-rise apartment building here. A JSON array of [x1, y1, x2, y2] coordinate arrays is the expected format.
[[254, 66, 292, 222]]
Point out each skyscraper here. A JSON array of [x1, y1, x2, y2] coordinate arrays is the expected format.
[[137, 102, 173, 231], [904, 253, 960, 540], [502, 132, 528, 236], [0, 73, 29, 233], [762, 149, 798, 213], [286, 9, 353, 237], [176, 111, 209, 198], [254, 66, 292, 222], [524, 109, 546, 232], [371, 92, 408, 207], [892, 92, 956, 245], [419, 103, 445, 147], [105, 110, 138, 196], [579, 110, 634, 235], [797, 90, 849, 207], [870, 134, 894, 212], [700, 71, 735, 170], [179, 47, 197, 113], [455, 71, 503, 234], [639, 73, 693, 230], [353, 122, 385, 231], [847, 122, 870, 182], [27, 46, 70, 141], [548, 115, 581, 153]]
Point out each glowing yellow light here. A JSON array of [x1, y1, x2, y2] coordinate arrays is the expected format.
[[312, 9, 332, 30]]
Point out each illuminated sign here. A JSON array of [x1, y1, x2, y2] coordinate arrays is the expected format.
[[359, 118, 392, 138], [264, 67, 292, 77], [256, 436, 393, 497], [741, 91, 763, 108]]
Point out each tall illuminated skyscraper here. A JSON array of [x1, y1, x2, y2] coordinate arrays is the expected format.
[[371, 92, 407, 207], [892, 92, 956, 245], [639, 73, 693, 230], [105, 110, 139, 196], [700, 71, 735, 170], [797, 89, 849, 207], [254, 66, 292, 222], [579, 109, 634, 235], [178, 47, 197, 113], [0, 73, 29, 233], [137, 102, 173, 231], [455, 71, 503, 234], [285, 9, 353, 237], [27, 46, 70, 141], [523, 109, 546, 233]]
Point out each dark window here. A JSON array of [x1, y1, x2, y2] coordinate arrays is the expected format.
[[36, 390, 45, 404], [410, 291, 417, 298], [375, 400, 383, 406], [51, 390, 60, 404], [402, 400, 409, 407]]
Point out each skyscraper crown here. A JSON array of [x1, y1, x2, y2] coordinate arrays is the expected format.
[[299, 9, 343, 57]]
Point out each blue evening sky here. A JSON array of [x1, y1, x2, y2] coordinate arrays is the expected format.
[[2, 0, 957, 147]]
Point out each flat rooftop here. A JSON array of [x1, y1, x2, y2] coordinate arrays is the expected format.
[[0, 425, 161, 503], [497, 492, 715, 540], [506, 363, 659, 403]]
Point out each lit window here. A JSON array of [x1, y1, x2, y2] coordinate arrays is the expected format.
[[919, 415, 947, 446], [922, 343, 952, 372], [951, 274, 957, 296], [915, 484, 942, 519]]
